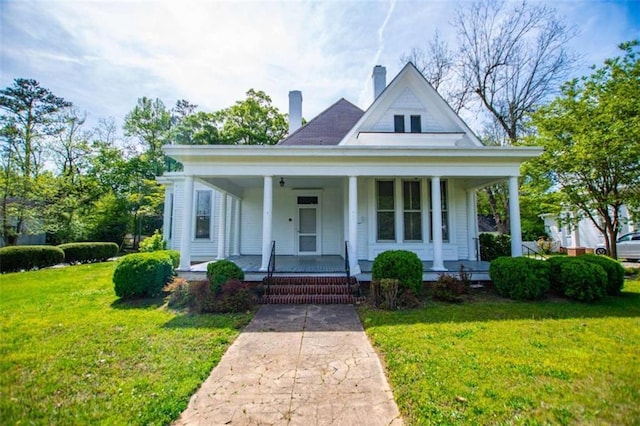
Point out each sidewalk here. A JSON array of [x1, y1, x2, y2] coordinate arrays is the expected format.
[[174, 304, 403, 425]]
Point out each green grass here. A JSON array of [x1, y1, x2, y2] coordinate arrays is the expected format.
[[360, 280, 640, 425], [0, 263, 253, 425]]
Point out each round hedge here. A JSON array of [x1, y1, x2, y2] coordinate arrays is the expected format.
[[0, 245, 65, 273], [371, 250, 424, 294], [489, 256, 550, 300], [113, 252, 174, 299], [547, 256, 585, 294], [57, 242, 119, 264], [579, 254, 625, 295], [206, 260, 245, 294], [560, 261, 607, 302]]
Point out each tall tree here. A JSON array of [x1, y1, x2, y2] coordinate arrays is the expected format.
[[123, 97, 171, 176], [220, 89, 288, 145], [527, 41, 640, 258], [403, 0, 577, 234], [0, 79, 70, 244]]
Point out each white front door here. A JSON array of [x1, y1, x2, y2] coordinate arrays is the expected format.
[[297, 195, 320, 255]]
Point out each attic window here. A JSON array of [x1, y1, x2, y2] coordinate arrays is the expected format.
[[394, 115, 405, 133], [410, 115, 421, 133]]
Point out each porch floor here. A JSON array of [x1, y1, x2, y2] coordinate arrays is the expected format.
[[184, 255, 491, 281]]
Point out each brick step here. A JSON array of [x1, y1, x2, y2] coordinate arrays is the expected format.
[[267, 284, 354, 295], [266, 276, 358, 286], [260, 294, 367, 304], [260, 276, 361, 304]]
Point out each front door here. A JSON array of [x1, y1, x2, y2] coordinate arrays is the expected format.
[[297, 196, 320, 255]]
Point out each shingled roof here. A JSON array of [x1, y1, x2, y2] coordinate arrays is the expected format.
[[278, 98, 364, 146]]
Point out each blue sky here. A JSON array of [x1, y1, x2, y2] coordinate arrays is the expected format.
[[1, 0, 639, 132]]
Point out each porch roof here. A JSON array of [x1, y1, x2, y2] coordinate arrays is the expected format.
[[161, 145, 542, 186]]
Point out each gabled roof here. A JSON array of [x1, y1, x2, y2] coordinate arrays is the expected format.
[[278, 98, 364, 146], [339, 62, 484, 147]]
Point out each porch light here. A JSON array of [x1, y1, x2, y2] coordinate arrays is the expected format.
[[279, 177, 285, 187]]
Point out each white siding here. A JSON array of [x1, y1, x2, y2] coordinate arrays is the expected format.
[[240, 187, 263, 255], [321, 187, 343, 255], [370, 88, 445, 133]]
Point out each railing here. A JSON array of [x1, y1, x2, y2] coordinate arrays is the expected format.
[[266, 240, 276, 295], [522, 244, 548, 260], [344, 241, 351, 284]]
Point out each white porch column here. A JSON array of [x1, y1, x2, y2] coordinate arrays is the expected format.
[[509, 176, 523, 257], [162, 186, 172, 244], [178, 175, 194, 271], [217, 192, 227, 259], [348, 176, 361, 274], [260, 176, 273, 271], [232, 198, 241, 256], [466, 189, 478, 261], [431, 177, 446, 271]]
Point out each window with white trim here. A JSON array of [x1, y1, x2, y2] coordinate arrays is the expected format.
[[376, 180, 396, 241], [429, 180, 449, 242], [195, 190, 211, 239], [403, 180, 422, 241]]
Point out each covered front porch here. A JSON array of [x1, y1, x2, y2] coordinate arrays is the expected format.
[[179, 254, 491, 282]]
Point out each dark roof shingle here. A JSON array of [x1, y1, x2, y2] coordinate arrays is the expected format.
[[278, 98, 364, 146]]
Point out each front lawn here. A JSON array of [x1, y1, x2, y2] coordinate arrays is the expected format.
[[0, 262, 253, 425], [360, 280, 640, 425]]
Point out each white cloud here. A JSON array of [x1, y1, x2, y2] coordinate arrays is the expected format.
[[2, 0, 638, 132]]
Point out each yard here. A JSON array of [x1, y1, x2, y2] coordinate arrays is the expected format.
[[0, 262, 253, 425], [360, 278, 640, 425], [2, 262, 639, 425]]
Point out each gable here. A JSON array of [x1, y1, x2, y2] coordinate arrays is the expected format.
[[370, 88, 445, 132], [340, 63, 483, 147]]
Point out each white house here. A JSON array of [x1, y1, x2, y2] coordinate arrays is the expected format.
[[158, 63, 542, 274], [542, 206, 636, 251]]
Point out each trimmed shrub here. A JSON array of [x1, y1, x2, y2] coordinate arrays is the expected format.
[[430, 273, 466, 303], [489, 257, 550, 300], [580, 254, 625, 295], [139, 230, 167, 252], [479, 233, 511, 261], [560, 261, 607, 302], [113, 252, 174, 299], [206, 260, 244, 294], [156, 250, 180, 268], [57, 242, 118, 264], [547, 256, 585, 294], [0, 245, 65, 273], [371, 250, 423, 294]]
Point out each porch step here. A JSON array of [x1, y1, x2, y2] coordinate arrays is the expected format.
[[261, 294, 365, 304], [260, 276, 363, 304]]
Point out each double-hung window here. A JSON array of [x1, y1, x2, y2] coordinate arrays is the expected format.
[[376, 180, 396, 241], [195, 190, 211, 239], [403, 181, 422, 241]]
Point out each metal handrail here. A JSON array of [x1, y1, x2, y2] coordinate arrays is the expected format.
[[344, 241, 351, 292], [266, 240, 276, 295], [522, 244, 548, 260]]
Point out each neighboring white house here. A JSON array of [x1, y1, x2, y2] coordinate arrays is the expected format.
[[158, 63, 542, 273], [541, 206, 636, 251]]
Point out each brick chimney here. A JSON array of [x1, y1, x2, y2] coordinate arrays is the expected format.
[[288, 90, 302, 133], [372, 65, 386, 99]]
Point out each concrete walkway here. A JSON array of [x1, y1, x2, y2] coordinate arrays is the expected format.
[[174, 305, 403, 425]]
